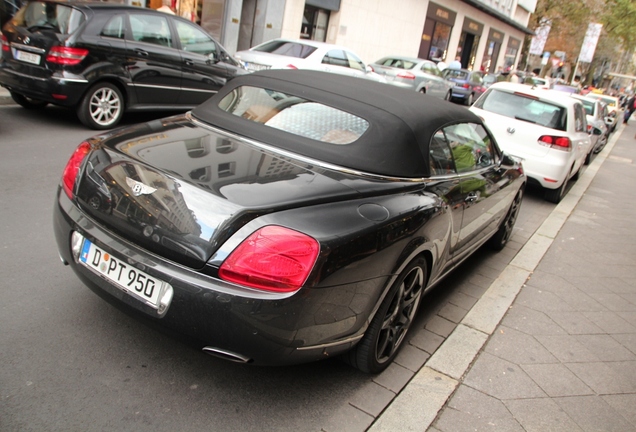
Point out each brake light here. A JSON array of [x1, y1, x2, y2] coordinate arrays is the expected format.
[[462, 83, 470, 89], [586, 124, 592, 133], [1, 35, 8, 52], [46, 46, 89, 66], [219, 226, 319, 292], [538, 135, 571, 150], [62, 142, 91, 198], [397, 71, 415, 80]]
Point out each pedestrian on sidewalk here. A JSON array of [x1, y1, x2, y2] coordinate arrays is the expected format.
[[623, 93, 635, 124]]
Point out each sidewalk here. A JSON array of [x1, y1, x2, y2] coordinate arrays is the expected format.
[[373, 121, 636, 431]]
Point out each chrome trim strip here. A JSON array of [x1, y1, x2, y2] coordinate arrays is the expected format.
[[295, 334, 364, 351], [127, 83, 217, 94], [128, 83, 182, 91], [186, 112, 427, 182], [10, 42, 45, 54], [179, 87, 218, 94], [52, 76, 89, 83]]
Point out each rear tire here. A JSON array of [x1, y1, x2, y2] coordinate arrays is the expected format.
[[10, 92, 48, 109], [77, 82, 124, 130], [489, 189, 523, 251], [464, 93, 474, 106], [444, 90, 452, 101], [345, 257, 427, 374], [545, 179, 567, 203]]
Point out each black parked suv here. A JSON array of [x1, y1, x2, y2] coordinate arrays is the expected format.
[[0, 1, 247, 129]]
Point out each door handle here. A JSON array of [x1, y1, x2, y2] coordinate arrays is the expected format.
[[184, 59, 194, 66], [135, 49, 149, 57], [465, 192, 478, 204]]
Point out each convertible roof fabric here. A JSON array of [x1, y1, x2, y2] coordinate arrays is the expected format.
[[192, 69, 481, 178]]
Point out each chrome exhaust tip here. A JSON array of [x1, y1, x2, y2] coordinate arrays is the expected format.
[[202, 347, 252, 363]]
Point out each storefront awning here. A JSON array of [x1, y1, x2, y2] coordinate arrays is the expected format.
[[459, 0, 534, 35]]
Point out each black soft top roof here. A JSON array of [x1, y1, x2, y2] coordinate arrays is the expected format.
[[192, 70, 481, 178]]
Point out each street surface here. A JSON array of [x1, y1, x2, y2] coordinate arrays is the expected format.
[[0, 103, 556, 431]]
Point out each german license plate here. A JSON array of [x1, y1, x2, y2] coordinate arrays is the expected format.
[[14, 49, 41, 65], [79, 239, 164, 308]]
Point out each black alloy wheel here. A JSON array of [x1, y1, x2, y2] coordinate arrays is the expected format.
[[345, 257, 427, 373], [489, 189, 523, 251], [77, 82, 124, 130], [10, 92, 49, 109]]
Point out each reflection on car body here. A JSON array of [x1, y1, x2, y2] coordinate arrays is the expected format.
[[54, 70, 525, 373]]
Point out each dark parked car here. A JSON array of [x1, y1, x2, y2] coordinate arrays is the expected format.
[[54, 70, 526, 373], [442, 68, 487, 105], [0, 1, 246, 129]]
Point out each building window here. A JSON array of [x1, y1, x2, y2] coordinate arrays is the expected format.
[[301, 5, 329, 42], [429, 22, 452, 62]]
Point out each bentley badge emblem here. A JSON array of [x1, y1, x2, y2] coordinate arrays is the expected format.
[[126, 177, 156, 197]]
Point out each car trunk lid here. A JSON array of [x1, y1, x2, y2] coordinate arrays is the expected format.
[[74, 116, 394, 270]]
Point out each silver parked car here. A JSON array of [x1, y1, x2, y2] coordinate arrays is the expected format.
[[570, 94, 609, 156], [369, 56, 453, 100], [234, 38, 385, 82]]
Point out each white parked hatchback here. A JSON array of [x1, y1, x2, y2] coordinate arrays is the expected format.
[[470, 82, 592, 203], [234, 38, 385, 82]]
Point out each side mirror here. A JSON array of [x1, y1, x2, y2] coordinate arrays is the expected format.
[[499, 153, 518, 170], [208, 51, 220, 64]]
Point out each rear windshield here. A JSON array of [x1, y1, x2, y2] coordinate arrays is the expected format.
[[218, 86, 369, 144], [474, 89, 567, 131], [444, 69, 469, 80], [576, 98, 595, 115], [12, 1, 85, 35], [253, 41, 317, 59], [377, 58, 416, 69]]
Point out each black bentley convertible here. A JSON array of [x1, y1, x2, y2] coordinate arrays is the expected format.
[[54, 70, 525, 373]]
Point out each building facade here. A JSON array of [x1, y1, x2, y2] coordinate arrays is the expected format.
[[150, 0, 536, 73]]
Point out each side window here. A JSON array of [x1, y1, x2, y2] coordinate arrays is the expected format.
[[322, 50, 349, 67], [574, 103, 586, 132], [129, 14, 173, 48], [443, 123, 495, 173], [101, 15, 125, 39], [345, 51, 365, 71], [423, 63, 440, 76], [175, 21, 217, 56], [429, 131, 455, 176]]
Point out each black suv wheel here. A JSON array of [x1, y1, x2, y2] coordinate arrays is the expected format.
[[77, 83, 124, 130]]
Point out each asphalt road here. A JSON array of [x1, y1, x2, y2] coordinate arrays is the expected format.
[[0, 104, 556, 431]]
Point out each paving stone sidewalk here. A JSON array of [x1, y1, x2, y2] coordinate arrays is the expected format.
[[427, 122, 636, 431]]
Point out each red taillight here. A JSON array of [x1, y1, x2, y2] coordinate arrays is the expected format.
[[538, 135, 571, 150], [62, 142, 91, 198], [1, 35, 9, 52], [586, 124, 592, 133], [219, 226, 320, 292], [397, 71, 415, 80], [46, 46, 89, 66], [462, 83, 470, 89]]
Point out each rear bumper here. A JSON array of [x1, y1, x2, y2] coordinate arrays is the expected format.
[[0, 64, 87, 106], [53, 188, 375, 366]]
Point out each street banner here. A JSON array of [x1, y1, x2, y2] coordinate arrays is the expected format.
[[579, 23, 603, 63], [529, 20, 551, 55]]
